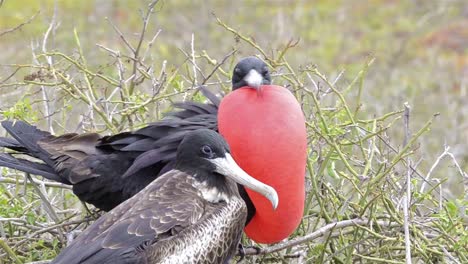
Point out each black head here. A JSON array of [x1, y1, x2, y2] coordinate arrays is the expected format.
[[232, 57, 271, 90], [174, 129, 278, 209], [175, 129, 230, 178]]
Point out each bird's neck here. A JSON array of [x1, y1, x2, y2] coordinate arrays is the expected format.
[[193, 175, 240, 205]]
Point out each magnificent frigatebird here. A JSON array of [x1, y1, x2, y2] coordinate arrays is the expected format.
[[50, 129, 278, 264], [0, 56, 306, 243]]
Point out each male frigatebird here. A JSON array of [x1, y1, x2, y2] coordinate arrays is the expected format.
[[50, 129, 278, 264], [0, 57, 306, 243], [0, 57, 269, 211]]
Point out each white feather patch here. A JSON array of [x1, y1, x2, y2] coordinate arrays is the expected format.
[[193, 181, 230, 204], [244, 69, 262, 88]]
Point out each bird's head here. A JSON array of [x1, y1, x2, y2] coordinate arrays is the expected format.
[[232, 56, 271, 91], [175, 129, 278, 209]]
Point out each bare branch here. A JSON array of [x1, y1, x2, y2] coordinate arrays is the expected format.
[[0, 176, 72, 189], [403, 103, 412, 264], [128, 0, 160, 96], [242, 218, 400, 256], [0, 11, 39, 37], [105, 17, 135, 53], [24, 173, 65, 245], [201, 49, 236, 85], [191, 33, 198, 86], [420, 145, 468, 193]]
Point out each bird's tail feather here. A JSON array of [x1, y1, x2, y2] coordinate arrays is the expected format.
[[0, 153, 65, 183], [0, 136, 28, 152], [0, 121, 67, 182], [2, 120, 52, 158]]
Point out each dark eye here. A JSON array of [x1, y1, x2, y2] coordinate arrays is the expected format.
[[234, 67, 241, 74], [201, 145, 214, 157], [262, 67, 269, 75]]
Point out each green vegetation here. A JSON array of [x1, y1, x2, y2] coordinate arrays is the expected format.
[[0, 0, 466, 263]]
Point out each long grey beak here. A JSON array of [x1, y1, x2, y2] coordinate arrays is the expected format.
[[210, 153, 278, 209], [243, 69, 263, 90]]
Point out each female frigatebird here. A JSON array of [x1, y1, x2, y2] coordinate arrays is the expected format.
[[50, 129, 278, 264], [0, 57, 307, 243]]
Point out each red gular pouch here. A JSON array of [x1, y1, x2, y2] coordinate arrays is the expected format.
[[218, 85, 307, 244]]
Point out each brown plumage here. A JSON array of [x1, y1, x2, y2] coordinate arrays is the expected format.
[[51, 129, 278, 264]]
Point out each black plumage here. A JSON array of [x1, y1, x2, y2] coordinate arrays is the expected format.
[[51, 129, 278, 264], [0, 57, 271, 221]]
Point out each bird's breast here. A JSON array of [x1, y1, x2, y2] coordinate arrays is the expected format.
[[151, 198, 246, 264]]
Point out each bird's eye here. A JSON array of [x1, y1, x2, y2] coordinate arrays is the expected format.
[[234, 67, 241, 74], [262, 67, 269, 75], [201, 145, 214, 157]]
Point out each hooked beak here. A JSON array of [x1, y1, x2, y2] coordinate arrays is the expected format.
[[210, 153, 278, 210], [243, 69, 263, 91]]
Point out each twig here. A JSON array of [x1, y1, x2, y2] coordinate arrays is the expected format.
[[441, 246, 461, 264], [403, 102, 411, 147], [191, 33, 198, 86], [201, 49, 236, 85], [373, 113, 436, 184], [420, 145, 468, 193], [39, 4, 58, 133], [12, 218, 90, 250], [403, 196, 412, 264], [0, 238, 22, 264], [141, 29, 162, 61], [105, 18, 135, 53], [0, 177, 72, 189], [0, 66, 23, 84], [178, 48, 206, 81], [0, 11, 39, 37], [214, 15, 268, 60], [403, 103, 412, 264], [242, 218, 400, 256], [128, 0, 159, 96], [25, 173, 65, 244]]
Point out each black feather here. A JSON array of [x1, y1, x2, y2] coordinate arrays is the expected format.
[[0, 137, 27, 152], [0, 153, 64, 183], [199, 86, 221, 107]]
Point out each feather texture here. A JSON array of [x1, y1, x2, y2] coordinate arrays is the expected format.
[[0, 87, 220, 211], [52, 170, 246, 264]]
